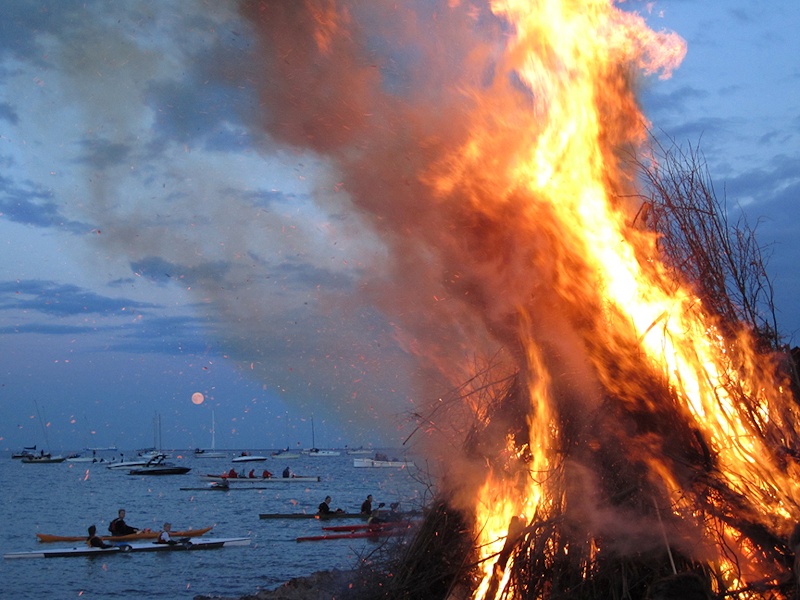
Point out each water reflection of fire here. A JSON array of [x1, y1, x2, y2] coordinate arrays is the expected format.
[[243, 1, 800, 597]]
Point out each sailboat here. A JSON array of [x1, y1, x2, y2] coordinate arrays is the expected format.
[[21, 400, 65, 463], [305, 416, 340, 457], [194, 411, 226, 458]]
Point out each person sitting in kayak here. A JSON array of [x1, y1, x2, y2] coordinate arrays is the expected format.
[[360, 494, 374, 515], [282, 466, 292, 478], [156, 522, 178, 545], [262, 469, 273, 479], [227, 468, 238, 478], [87, 525, 113, 548], [109, 508, 142, 536], [318, 495, 344, 515], [248, 469, 256, 478]]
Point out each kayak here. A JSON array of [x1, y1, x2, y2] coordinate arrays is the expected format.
[[296, 525, 413, 543], [321, 521, 414, 532], [5, 537, 249, 559], [36, 525, 214, 544], [202, 474, 320, 483], [259, 512, 368, 520]]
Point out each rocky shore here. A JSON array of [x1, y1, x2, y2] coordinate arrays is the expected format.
[[194, 569, 361, 600]]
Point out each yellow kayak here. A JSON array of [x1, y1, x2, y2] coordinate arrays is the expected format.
[[35, 525, 214, 543]]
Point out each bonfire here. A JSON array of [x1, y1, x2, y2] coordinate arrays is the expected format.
[[243, 1, 800, 598]]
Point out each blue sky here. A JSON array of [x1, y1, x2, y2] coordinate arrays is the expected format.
[[0, 0, 798, 452]]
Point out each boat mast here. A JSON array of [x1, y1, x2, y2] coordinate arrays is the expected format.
[[211, 410, 216, 451]]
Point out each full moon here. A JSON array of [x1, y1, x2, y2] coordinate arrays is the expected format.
[[191, 392, 205, 405]]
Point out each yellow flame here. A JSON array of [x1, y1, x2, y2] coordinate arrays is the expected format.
[[428, 1, 800, 598]]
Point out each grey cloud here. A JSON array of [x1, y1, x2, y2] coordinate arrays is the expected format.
[[641, 84, 708, 119], [76, 138, 131, 170], [0, 179, 91, 234], [0, 279, 159, 317], [130, 257, 231, 286], [0, 102, 18, 124]]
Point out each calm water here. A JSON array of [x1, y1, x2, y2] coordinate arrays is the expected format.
[[1, 450, 430, 599]]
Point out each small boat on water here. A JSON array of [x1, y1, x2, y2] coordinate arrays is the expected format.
[[36, 526, 214, 543], [11, 445, 38, 459], [194, 411, 226, 458], [194, 449, 227, 459], [202, 474, 320, 483], [296, 521, 415, 542], [345, 448, 373, 455], [129, 465, 191, 475], [306, 448, 341, 457], [270, 448, 302, 459], [353, 457, 415, 468], [259, 512, 369, 520], [127, 454, 191, 475], [21, 454, 65, 464], [231, 452, 268, 462], [107, 452, 168, 470], [6, 536, 249, 559]]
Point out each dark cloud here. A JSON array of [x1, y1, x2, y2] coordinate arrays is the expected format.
[[104, 314, 216, 355], [143, 17, 264, 153], [641, 84, 708, 119], [130, 257, 231, 286], [0, 177, 91, 234], [0, 279, 159, 317], [0, 102, 18, 124], [76, 138, 131, 170]]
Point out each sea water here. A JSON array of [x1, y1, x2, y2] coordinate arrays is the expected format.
[[1, 451, 431, 599]]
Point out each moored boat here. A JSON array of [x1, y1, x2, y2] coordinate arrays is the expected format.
[[306, 448, 341, 457], [270, 449, 302, 459], [12, 446, 38, 459], [36, 525, 214, 543], [231, 452, 268, 462], [129, 465, 191, 475], [194, 411, 226, 458], [353, 457, 415, 468], [21, 454, 65, 464]]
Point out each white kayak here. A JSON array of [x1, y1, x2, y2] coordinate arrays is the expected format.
[[4, 537, 250, 559]]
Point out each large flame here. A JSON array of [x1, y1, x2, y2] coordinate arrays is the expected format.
[[240, 1, 800, 596], [419, 1, 800, 598]]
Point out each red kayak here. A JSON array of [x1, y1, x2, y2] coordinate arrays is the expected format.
[[321, 521, 413, 532], [297, 521, 415, 542]]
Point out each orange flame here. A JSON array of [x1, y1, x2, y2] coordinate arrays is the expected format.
[[420, 1, 800, 598]]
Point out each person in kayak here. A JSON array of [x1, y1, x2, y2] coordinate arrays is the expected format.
[[156, 522, 178, 545], [87, 525, 113, 548], [109, 508, 145, 536], [360, 495, 374, 515], [318, 495, 344, 515]]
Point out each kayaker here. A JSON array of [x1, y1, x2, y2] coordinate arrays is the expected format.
[[282, 466, 291, 478], [248, 469, 256, 478], [262, 469, 273, 479], [318, 495, 344, 515], [360, 494, 374, 515], [87, 525, 113, 548], [109, 508, 142, 536], [156, 522, 178, 545]]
